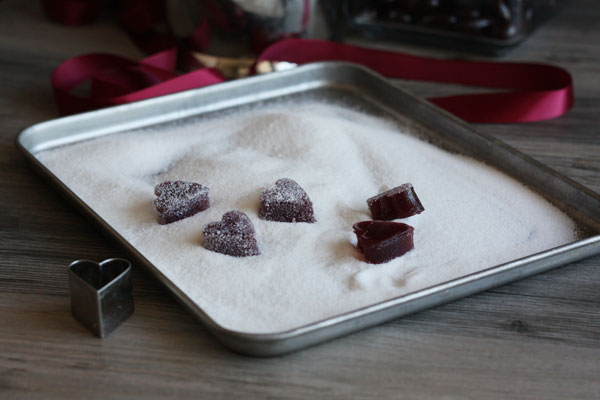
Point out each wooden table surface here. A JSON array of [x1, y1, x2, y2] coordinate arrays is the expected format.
[[1, 1, 599, 398]]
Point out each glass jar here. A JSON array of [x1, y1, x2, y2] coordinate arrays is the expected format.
[[326, 0, 566, 54]]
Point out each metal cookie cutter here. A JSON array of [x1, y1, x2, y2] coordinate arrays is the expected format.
[[68, 258, 134, 338]]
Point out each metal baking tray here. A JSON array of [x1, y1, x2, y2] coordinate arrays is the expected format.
[[17, 62, 600, 356]]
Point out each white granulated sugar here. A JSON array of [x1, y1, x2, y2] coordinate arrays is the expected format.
[[37, 101, 578, 333]]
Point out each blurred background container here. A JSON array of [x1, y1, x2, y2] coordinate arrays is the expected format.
[[168, 0, 567, 56]]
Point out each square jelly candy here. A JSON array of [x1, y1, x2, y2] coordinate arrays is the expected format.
[[367, 183, 424, 220], [153, 181, 210, 225], [203, 210, 260, 257]]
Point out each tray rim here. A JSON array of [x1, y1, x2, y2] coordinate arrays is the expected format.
[[16, 61, 600, 356]]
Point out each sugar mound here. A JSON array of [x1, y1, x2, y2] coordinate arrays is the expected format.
[[37, 101, 578, 334]]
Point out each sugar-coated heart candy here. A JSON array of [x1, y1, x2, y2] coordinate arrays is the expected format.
[[259, 178, 316, 223], [153, 181, 210, 225], [367, 183, 424, 220], [203, 210, 260, 257], [353, 220, 414, 264]]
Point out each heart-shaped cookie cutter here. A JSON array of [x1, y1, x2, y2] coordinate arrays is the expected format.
[[68, 258, 134, 338]]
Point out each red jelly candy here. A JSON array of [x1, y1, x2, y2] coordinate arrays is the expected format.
[[153, 181, 210, 225], [353, 221, 414, 264], [203, 210, 260, 257], [367, 183, 424, 220], [258, 178, 316, 223]]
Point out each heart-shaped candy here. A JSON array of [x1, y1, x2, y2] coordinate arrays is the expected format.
[[367, 183, 424, 220], [203, 210, 261, 257], [68, 258, 134, 338], [258, 178, 315, 223], [153, 180, 210, 224], [353, 221, 414, 264]]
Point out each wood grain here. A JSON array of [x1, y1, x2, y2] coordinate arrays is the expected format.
[[1, 0, 599, 399]]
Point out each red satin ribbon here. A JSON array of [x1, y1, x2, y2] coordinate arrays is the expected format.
[[43, 0, 573, 122], [52, 38, 574, 122], [259, 39, 574, 123], [51, 49, 224, 115]]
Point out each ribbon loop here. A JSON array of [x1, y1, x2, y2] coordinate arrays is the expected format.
[[51, 49, 224, 115]]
